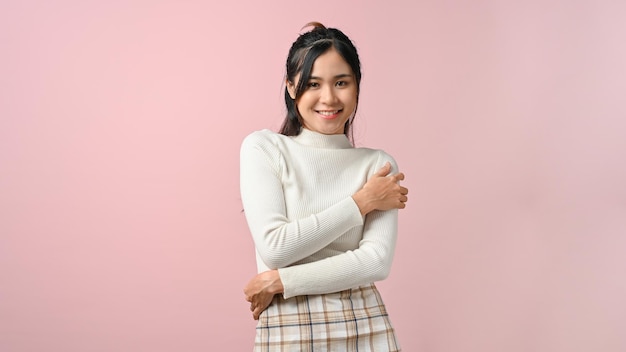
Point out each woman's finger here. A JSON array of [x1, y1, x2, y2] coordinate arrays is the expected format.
[[374, 162, 392, 177]]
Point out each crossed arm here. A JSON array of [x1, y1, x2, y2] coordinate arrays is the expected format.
[[240, 137, 408, 319]]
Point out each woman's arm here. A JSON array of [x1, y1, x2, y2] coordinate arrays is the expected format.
[[280, 205, 398, 297], [245, 206, 400, 319], [245, 154, 408, 319], [240, 132, 365, 269], [276, 156, 406, 297]]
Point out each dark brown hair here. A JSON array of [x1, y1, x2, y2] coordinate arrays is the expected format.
[[279, 22, 362, 140]]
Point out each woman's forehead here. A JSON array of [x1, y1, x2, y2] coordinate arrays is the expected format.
[[309, 49, 352, 77]]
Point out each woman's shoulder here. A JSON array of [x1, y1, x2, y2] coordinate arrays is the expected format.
[[243, 128, 277, 141], [241, 129, 284, 148], [354, 146, 399, 172], [354, 145, 395, 160]]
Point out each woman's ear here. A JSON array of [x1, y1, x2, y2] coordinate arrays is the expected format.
[[286, 80, 296, 100]]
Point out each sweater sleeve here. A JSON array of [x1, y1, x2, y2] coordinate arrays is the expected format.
[[240, 131, 364, 269], [277, 153, 400, 299]]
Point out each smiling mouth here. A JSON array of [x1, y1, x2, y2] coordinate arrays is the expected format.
[[316, 109, 342, 118]]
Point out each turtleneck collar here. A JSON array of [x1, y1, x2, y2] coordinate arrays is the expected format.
[[291, 128, 353, 149]]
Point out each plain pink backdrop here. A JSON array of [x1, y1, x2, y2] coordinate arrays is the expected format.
[[1, 1, 625, 351]]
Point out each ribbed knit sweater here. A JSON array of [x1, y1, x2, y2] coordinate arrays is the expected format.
[[240, 128, 399, 299]]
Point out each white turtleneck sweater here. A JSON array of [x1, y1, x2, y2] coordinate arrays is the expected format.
[[240, 128, 399, 299]]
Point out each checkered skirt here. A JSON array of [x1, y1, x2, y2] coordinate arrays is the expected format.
[[254, 283, 400, 351]]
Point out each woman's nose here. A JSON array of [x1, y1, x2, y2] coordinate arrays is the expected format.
[[319, 86, 338, 104]]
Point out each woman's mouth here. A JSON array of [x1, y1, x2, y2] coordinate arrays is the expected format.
[[316, 109, 342, 119]]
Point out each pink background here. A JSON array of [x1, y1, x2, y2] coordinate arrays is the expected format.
[[1, 1, 625, 351]]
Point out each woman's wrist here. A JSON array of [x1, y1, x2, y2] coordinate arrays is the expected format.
[[268, 269, 285, 294], [352, 191, 373, 216]]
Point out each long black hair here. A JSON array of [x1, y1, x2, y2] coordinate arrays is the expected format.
[[279, 22, 362, 140]]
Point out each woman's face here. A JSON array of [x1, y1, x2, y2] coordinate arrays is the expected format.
[[288, 48, 358, 135]]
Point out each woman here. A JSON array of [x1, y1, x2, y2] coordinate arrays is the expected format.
[[240, 22, 408, 351]]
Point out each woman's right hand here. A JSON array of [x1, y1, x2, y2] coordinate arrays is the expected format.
[[352, 162, 409, 216], [244, 270, 284, 320]]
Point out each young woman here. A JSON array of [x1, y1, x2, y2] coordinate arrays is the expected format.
[[240, 22, 408, 351]]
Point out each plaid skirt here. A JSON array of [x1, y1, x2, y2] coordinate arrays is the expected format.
[[254, 283, 401, 351]]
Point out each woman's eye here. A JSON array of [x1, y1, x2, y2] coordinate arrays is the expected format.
[[307, 82, 319, 88], [336, 81, 347, 87]]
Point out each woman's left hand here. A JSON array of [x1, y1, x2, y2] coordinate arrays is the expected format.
[[244, 270, 284, 320]]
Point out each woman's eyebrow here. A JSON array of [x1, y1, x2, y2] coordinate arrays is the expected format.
[[309, 73, 353, 80]]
